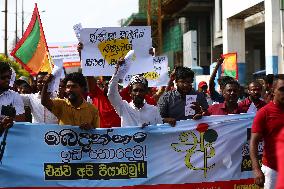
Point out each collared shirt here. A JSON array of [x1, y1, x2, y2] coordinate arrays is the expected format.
[[51, 98, 100, 128], [108, 74, 163, 127], [158, 89, 208, 121], [238, 97, 266, 113], [21, 93, 58, 124], [0, 90, 25, 115], [206, 102, 246, 115]]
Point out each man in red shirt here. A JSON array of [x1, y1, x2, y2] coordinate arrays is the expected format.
[[276, 128, 284, 189], [87, 77, 121, 128], [250, 77, 284, 188], [239, 81, 266, 113], [205, 80, 246, 115]]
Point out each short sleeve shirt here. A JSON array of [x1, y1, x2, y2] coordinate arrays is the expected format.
[[252, 102, 284, 170], [51, 98, 100, 128], [158, 90, 208, 121]]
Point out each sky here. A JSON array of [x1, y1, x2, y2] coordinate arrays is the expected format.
[[0, 0, 139, 53]]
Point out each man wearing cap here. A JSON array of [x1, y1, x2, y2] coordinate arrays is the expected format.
[[108, 60, 163, 127], [198, 81, 213, 105]]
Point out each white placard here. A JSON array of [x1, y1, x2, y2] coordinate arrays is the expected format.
[[123, 56, 170, 87], [80, 27, 153, 76], [185, 95, 197, 116], [48, 59, 64, 93], [73, 23, 83, 41], [117, 50, 134, 79]]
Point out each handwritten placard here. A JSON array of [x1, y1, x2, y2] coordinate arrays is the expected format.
[[80, 27, 153, 76], [185, 95, 197, 116], [123, 56, 169, 87], [48, 59, 64, 93]]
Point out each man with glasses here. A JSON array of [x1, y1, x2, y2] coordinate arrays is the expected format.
[[158, 66, 208, 126], [0, 62, 25, 122]]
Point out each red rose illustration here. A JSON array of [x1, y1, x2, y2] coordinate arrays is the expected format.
[[196, 123, 209, 133]]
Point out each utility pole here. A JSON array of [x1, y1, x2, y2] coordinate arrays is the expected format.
[[16, 0, 18, 44], [4, 0, 8, 56], [147, 0, 162, 55], [158, 0, 162, 55], [22, 0, 24, 36]]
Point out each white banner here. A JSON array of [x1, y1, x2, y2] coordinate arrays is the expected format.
[[80, 27, 153, 76], [0, 114, 261, 188], [48, 42, 81, 68]]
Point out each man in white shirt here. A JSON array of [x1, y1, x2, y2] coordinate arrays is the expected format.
[[0, 62, 25, 122], [21, 72, 58, 124], [108, 60, 163, 127]]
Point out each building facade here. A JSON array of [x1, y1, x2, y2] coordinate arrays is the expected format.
[[122, 0, 284, 85]]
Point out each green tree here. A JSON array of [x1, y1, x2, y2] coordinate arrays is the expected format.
[[0, 54, 30, 78]]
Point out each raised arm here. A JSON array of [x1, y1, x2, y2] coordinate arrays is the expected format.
[[41, 74, 54, 112], [77, 42, 83, 60], [209, 58, 223, 95], [107, 59, 125, 116]]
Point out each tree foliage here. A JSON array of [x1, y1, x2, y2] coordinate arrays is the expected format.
[[0, 54, 30, 78]]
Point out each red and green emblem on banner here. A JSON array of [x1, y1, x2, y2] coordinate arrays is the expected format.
[[221, 52, 238, 80], [11, 3, 52, 76]]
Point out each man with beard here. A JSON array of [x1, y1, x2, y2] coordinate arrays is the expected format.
[[41, 73, 100, 129], [158, 66, 208, 126], [20, 72, 58, 124], [108, 60, 163, 127], [0, 62, 25, 123], [250, 77, 284, 188], [238, 81, 266, 113], [205, 80, 246, 115]]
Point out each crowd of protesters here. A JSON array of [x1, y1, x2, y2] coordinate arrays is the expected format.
[[0, 45, 284, 188]]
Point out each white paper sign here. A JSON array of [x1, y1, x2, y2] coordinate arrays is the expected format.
[[185, 95, 197, 116], [80, 27, 153, 76], [73, 23, 82, 41], [123, 56, 170, 87], [48, 59, 64, 93], [117, 50, 135, 79]]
